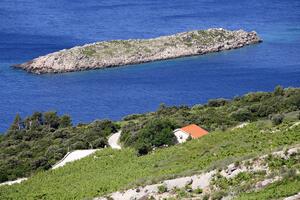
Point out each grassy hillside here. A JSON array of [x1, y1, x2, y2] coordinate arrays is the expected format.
[[0, 121, 299, 200], [1, 86, 299, 182]]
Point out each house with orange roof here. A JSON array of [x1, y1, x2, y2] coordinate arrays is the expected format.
[[173, 124, 208, 143]]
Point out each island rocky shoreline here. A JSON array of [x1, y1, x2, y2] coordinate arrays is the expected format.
[[13, 28, 262, 74]]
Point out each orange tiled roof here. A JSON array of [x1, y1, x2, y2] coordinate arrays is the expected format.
[[181, 124, 208, 138]]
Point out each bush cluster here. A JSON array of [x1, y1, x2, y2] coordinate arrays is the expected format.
[[121, 118, 177, 155], [120, 86, 300, 152], [0, 86, 299, 183], [0, 112, 118, 183]]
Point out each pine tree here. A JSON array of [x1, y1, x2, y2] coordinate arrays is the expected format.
[[10, 113, 23, 130]]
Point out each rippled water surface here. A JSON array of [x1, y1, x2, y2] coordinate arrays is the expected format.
[[0, 0, 300, 131]]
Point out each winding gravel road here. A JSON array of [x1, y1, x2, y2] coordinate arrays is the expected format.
[[108, 131, 122, 149], [52, 149, 98, 169]]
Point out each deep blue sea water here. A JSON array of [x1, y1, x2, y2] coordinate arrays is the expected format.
[[0, 0, 300, 132]]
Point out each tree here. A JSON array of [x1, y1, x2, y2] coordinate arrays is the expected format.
[[71, 141, 88, 150], [44, 111, 60, 129], [134, 118, 177, 154], [45, 145, 65, 161], [231, 108, 252, 122], [10, 114, 23, 131], [0, 169, 8, 182], [89, 120, 118, 137], [208, 98, 228, 107], [274, 85, 284, 96], [136, 142, 151, 156], [21, 112, 44, 130], [92, 138, 107, 148], [59, 115, 72, 128], [157, 103, 167, 115], [32, 156, 50, 170], [158, 103, 167, 111], [287, 92, 300, 109], [32, 112, 43, 125]]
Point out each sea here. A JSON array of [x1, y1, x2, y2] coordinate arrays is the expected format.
[[0, 0, 300, 132]]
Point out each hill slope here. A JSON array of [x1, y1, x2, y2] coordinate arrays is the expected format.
[[0, 121, 299, 199], [95, 146, 300, 200]]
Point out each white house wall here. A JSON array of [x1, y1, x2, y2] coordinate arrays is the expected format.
[[174, 129, 189, 143]]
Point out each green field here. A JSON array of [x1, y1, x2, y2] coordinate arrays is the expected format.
[[0, 121, 299, 200]]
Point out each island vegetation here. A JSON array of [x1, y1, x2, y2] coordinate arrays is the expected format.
[[13, 28, 261, 74]]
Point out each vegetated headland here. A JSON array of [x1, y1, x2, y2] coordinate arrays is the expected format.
[[13, 28, 262, 74]]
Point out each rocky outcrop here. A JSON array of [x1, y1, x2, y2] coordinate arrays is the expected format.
[[13, 28, 262, 74]]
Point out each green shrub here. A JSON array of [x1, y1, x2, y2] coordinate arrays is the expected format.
[[176, 188, 188, 198], [231, 108, 252, 122], [193, 188, 203, 194], [158, 184, 168, 194], [123, 118, 178, 155], [92, 138, 108, 148], [211, 190, 227, 200], [59, 115, 72, 128], [208, 98, 228, 107], [32, 156, 50, 170], [136, 142, 151, 156], [274, 85, 284, 96], [203, 194, 210, 200], [272, 114, 284, 125], [0, 170, 8, 182], [71, 141, 88, 150], [122, 114, 142, 121]]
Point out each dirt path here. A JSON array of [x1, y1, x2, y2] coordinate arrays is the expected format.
[[52, 149, 99, 169], [0, 178, 28, 186], [53, 131, 122, 170], [108, 131, 121, 149]]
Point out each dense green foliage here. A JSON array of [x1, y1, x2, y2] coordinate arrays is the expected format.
[[0, 112, 118, 182], [120, 87, 300, 148], [0, 121, 299, 199], [0, 86, 299, 183], [0, 86, 299, 199], [121, 118, 177, 155]]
